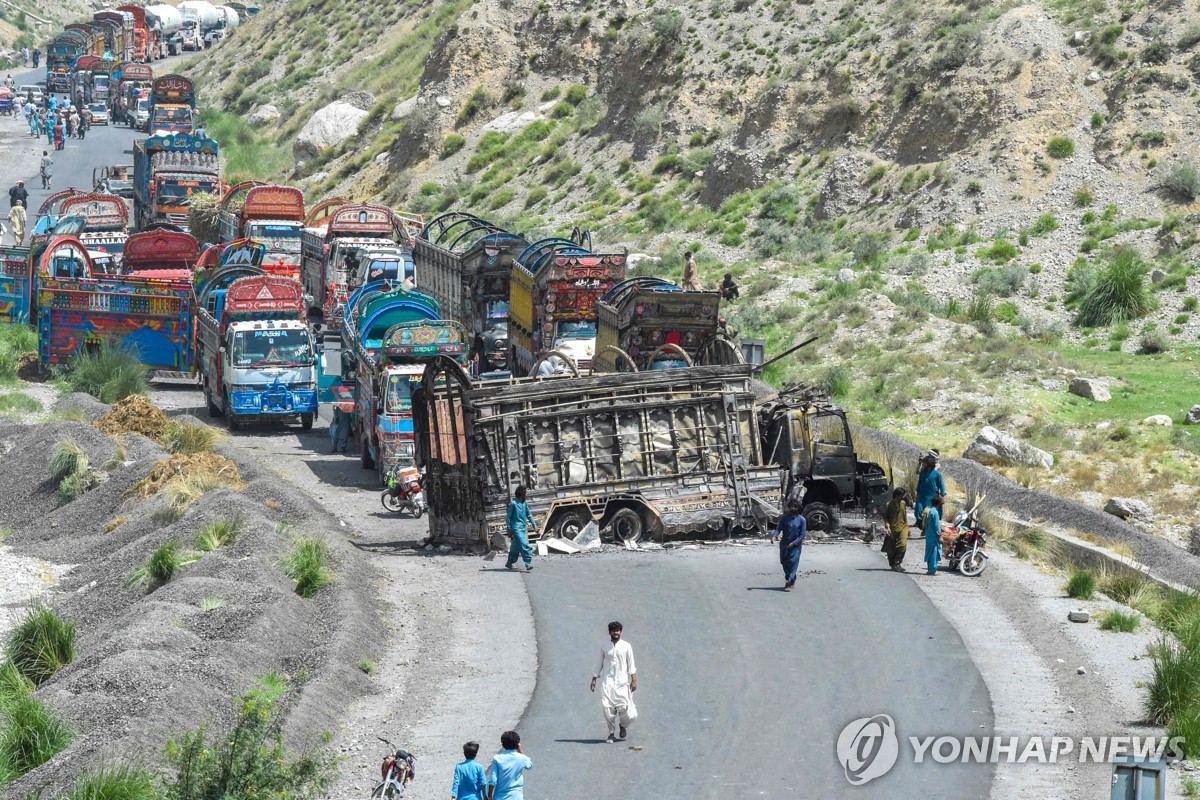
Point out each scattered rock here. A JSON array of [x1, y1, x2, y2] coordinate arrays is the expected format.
[[482, 110, 543, 134], [246, 104, 280, 128], [962, 426, 1054, 469], [1068, 609, 1091, 623], [1187, 525, 1200, 557], [1095, 421, 1113, 431], [835, 268, 857, 283], [627, 253, 662, 271], [1185, 405, 1200, 424], [1071, 30, 1092, 45], [435, 95, 452, 108], [1084, 71, 1102, 85], [293, 100, 371, 163], [1150, 269, 1167, 284], [1069, 377, 1111, 402], [1067, 706, 1076, 713], [1142, 414, 1172, 427], [54, 392, 110, 423], [1039, 379, 1063, 391], [1103, 497, 1154, 522], [391, 96, 419, 121], [339, 91, 376, 112], [1077, 666, 1087, 675]]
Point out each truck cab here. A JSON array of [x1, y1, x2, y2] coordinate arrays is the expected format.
[[549, 319, 596, 373], [221, 320, 317, 426], [244, 219, 303, 272], [149, 104, 194, 134]]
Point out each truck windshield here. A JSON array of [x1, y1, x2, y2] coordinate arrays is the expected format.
[[384, 373, 416, 415], [94, 75, 109, 90], [232, 329, 313, 367], [556, 320, 596, 339], [361, 259, 401, 283], [159, 180, 218, 202], [247, 223, 303, 255], [152, 106, 192, 125]]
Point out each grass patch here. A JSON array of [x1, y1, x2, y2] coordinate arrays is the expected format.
[[1047, 137, 1076, 159], [1066, 567, 1097, 599], [194, 515, 242, 552], [1074, 247, 1156, 327], [197, 110, 292, 184], [63, 765, 160, 800], [282, 537, 335, 598], [0, 690, 75, 782], [1099, 609, 1141, 632], [64, 346, 150, 404], [0, 392, 41, 416], [358, 660, 376, 676], [163, 420, 226, 456], [126, 542, 197, 590], [199, 597, 225, 611], [4, 602, 75, 686]]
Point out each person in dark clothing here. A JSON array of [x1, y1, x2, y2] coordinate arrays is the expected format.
[[770, 498, 807, 591], [883, 487, 910, 571], [8, 181, 29, 210], [32, 49, 40, 68], [720, 273, 740, 301]]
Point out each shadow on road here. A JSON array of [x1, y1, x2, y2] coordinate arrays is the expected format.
[[745, 586, 787, 591], [302, 458, 379, 491], [349, 538, 428, 555], [554, 738, 609, 746]]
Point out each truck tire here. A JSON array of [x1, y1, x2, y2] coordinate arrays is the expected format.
[[227, 412, 241, 431], [802, 502, 839, 534], [360, 436, 375, 470], [608, 508, 643, 545], [205, 386, 223, 418], [551, 508, 590, 540], [300, 412, 314, 430]]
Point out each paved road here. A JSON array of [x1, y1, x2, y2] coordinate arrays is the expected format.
[[518, 544, 994, 799]]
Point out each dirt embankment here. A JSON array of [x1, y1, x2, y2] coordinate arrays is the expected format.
[[0, 395, 385, 796]]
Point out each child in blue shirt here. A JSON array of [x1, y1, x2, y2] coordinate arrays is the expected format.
[[452, 741, 487, 800]]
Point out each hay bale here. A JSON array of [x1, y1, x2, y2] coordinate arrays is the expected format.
[[131, 453, 243, 498], [94, 395, 169, 442]]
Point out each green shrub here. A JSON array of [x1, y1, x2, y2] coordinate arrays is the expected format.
[[1147, 635, 1200, 724], [48, 439, 87, 482], [1159, 158, 1200, 201], [283, 537, 335, 598], [1047, 137, 1075, 159], [194, 516, 242, 552], [1137, 330, 1170, 354], [1184, 297, 1199, 312], [164, 420, 226, 455], [972, 264, 1027, 296], [0, 691, 75, 781], [1090, 112, 1104, 130], [162, 675, 337, 800], [979, 238, 1019, 263], [65, 766, 160, 800], [1074, 187, 1094, 207], [994, 301, 1020, 324], [0, 324, 36, 355], [967, 293, 995, 324], [1099, 609, 1141, 632], [126, 542, 188, 589], [1074, 247, 1156, 327], [564, 84, 587, 105], [1030, 214, 1059, 235], [440, 134, 466, 159], [649, 7, 684, 41], [65, 346, 150, 404], [524, 187, 548, 209], [819, 365, 852, 399], [5, 602, 75, 685], [1141, 39, 1171, 64], [1169, 704, 1200, 760], [1066, 568, 1096, 599], [0, 660, 34, 699]]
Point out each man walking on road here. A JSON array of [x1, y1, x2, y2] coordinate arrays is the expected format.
[[504, 485, 536, 572], [770, 497, 807, 591], [486, 730, 532, 800], [883, 487, 910, 572], [39, 152, 53, 190], [591, 621, 638, 743], [9, 180, 28, 243]]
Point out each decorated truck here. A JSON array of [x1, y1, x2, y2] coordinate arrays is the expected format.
[[194, 266, 317, 429], [593, 276, 739, 372], [417, 362, 782, 548], [116, 5, 155, 61], [72, 55, 117, 106], [147, 74, 197, 134], [507, 238, 626, 376], [59, 193, 130, 262], [114, 63, 153, 125], [0, 246, 30, 324], [414, 212, 528, 372], [218, 183, 305, 280], [300, 204, 411, 335], [34, 235, 193, 371], [93, 10, 133, 62], [47, 30, 92, 99], [133, 133, 221, 230], [122, 230, 199, 280], [333, 282, 466, 479]]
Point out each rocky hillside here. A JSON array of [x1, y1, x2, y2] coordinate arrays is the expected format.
[[0, 0, 97, 64], [189, 0, 1200, 539]]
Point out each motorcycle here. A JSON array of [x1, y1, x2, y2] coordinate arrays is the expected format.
[[370, 738, 414, 799], [381, 465, 426, 517], [942, 506, 989, 576]]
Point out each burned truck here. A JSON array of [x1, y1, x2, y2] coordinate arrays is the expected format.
[[417, 362, 782, 547]]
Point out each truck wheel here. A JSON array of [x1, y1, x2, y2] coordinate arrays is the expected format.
[[609, 508, 643, 545], [551, 508, 591, 540], [227, 412, 241, 431], [360, 437, 375, 470], [205, 386, 223, 418], [300, 412, 314, 430], [802, 502, 839, 534]]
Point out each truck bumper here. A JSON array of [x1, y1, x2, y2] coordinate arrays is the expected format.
[[229, 388, 318, 416]]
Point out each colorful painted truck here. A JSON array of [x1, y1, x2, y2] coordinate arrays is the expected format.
[[114, 63, 153, 125], [133, 133, 221, 230], [593, 277, 739, 373], [93, 10, 133, 62], [0, 246, 30, 324], [417, 362, 782, 548], [34, 235, 193, 371], [147, 74, 197, 134], [72, 56, 116, 106], [301, 204, 411, 335], [194, 267, 317, 429], [59, 193, 130, 260], [507, 238, 626, 376], [337, 282, 466, 478], [116, 5, 154, 61], [218, 183, 305, 280], [47, 30, 91, 99], [122, 230, 199, 280], [414, 212, 528, 372]]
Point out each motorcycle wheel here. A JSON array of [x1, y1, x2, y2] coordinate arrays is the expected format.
[[411, 504, 424, 519], [381, 490, 404, 513], [958, 550, 987, 577]]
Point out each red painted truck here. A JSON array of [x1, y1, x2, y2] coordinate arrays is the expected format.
[[117, 5, 158, 61], [122, 230, 200, 280], [218, 183, 305, 281]]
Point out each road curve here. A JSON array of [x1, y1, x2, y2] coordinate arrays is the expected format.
[[517, 543, 993, 799]]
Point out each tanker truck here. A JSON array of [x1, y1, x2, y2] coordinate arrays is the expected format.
[[144, 4, 183, 56], [177, 0, 219, 50]]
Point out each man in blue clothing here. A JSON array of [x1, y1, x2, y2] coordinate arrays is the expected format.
[[486, 730, 532, 800], [505, 485, 536, 572], [770, 498, 807, 591], [923, 495, 945, 576], [452, 741, 487, 800], [914, 450, 946, 523]]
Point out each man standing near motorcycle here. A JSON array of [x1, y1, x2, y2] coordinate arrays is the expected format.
[[914, 451, 946, 523], [923, 495, 945, 576]]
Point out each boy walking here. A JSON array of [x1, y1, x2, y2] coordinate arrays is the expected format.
[[486, 731, 532, 800], [452, 741, 487, 800]]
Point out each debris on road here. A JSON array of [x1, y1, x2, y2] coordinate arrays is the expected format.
[[94, 394, 169, 442], [1068, 609, 1091, 623]]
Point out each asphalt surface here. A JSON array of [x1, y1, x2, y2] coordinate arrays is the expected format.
[[517, 544, 994, 799]]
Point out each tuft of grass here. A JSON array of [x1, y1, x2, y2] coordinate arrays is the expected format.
[[1159, 158, 1200, 202], [1169, 705, 1200, 760], [194, 515, 242, 552], [4, 602, 76, 685], [819, 365, 852, 399], [1146, 634, 1200, 724], [1074, 247, 1156, 327], [358, 660, 376, 676], [1066, 567, 1097, 599], [0, 691, 76, 780], [65, 346, 150, 404], [154, 471, 239, 524], [63, 765, 160, 800], [282, 537, 335, 598], [0, 392, 41, 416], [1047, 137, 1075, 159], [440, 134, 466, 159], [0, 660, 34, 699], [1099, 609, 1141, 632], [126, 542, 196, 589], [163, 420, 226, 455], [199, 597, 225, 611], [49, 439, 88, 482]]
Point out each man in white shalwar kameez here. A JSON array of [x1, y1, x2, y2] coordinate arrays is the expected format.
[[590, 620, 638, 743]]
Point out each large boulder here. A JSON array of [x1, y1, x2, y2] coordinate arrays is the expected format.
[[1104, 497, 1154, 522], [1069, 378, 1111, 402], [962, 426, 1054, 469], [1185, 404, 1200, 425], [1142, 414, 1173, 427], [391, 95, 420, 121], [247, 104, 280, 128], [482, 110, 543, 134], [293, 100, 370, 163], [1188, 525, 1200, 557]]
